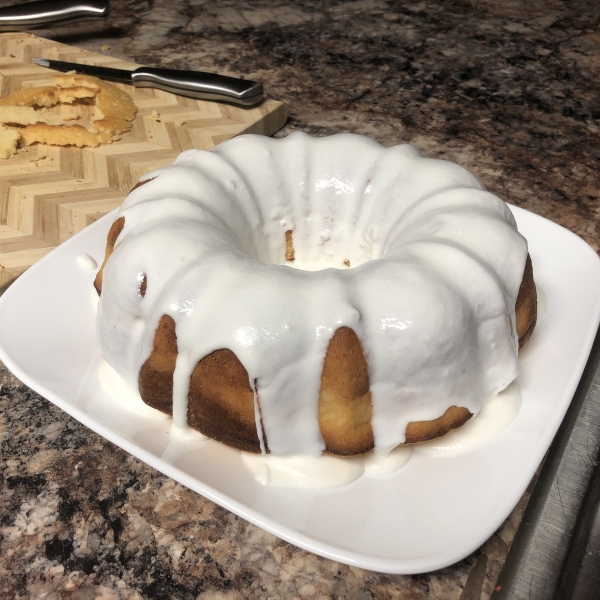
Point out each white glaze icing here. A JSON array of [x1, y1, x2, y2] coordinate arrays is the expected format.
[[96, 132, 528, 457], [241, 374, 522, 487], [536, 283, 547, 321], [364, 445, 413, 475], [91, 287, 99, 312], [77, 253, 98, 270], [241, 452, 365, 488], [97, 353, 522, 488], [98, 360, 169, 420], [171, 423, 209, 441], [415, 374, 521, 455], [96, 285, 543, 489]]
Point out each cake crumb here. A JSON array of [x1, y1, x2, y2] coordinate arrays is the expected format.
[[343, 259, 350, 267], [101, 45, 111, 51], [174, 120, 185, 128], [150, 110, 161, 122]]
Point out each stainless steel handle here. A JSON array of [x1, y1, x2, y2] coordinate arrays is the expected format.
[[0, 0, 109, 31], [131, 67, 264, 107]]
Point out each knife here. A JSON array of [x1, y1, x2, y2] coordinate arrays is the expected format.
[[32, 57, 264, 106], [0, 0, 108, 31]]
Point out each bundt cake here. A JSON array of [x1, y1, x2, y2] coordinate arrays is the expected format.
[[94, 132, 537, 457]]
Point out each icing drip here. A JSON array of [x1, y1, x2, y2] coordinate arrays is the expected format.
[[364, 445, 412, 475], [98, 360, 168, 420], [97, 356, 525, 488], [416, 375, 522, 455], [536, 284, 547, 321], [96, 132, 528, 456], [241, 452, 365, 488], [241, 374, 523, 487], [77, 253, 98, 270], [253, 383, 266, 454]]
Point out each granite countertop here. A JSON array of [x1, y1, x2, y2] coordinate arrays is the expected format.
[[1, 0, 598, 598]]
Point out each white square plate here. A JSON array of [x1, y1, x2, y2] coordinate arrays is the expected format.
[[1, 206, 599, 574]]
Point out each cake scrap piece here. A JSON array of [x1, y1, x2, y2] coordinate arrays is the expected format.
[[0, 74, 137, 157], [0, 105, 47, 125], [0, 85, 96, 108], [20, 124, 116, 148], [53, 73, 137, 134], [0, 124, 21, 159]]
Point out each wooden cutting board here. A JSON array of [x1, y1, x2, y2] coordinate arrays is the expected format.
[[0, 33, 287, 287]]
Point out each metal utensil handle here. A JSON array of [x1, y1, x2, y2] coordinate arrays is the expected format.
[[0, 0, 108, 31], [131, 67, 264, 107]]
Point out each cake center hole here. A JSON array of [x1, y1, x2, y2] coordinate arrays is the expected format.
[[278, 227, 374, 271]]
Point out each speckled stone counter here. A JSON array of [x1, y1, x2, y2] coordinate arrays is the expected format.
[[1, 1, 598, 598]]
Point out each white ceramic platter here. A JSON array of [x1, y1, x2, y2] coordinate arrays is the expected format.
[[1, 206, 599, 574]]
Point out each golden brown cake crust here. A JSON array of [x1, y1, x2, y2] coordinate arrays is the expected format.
[[319, 326, 374, 455], [94, 216, 124, 295], [516, 254, 537, 348], [96, 213, 538, 456]]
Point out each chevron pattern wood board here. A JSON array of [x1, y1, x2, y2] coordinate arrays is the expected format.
[[0, 33, 287, 288]]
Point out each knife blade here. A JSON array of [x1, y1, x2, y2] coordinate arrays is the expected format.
[[31, 57, 264, 107], [0, 0, 108, 31]]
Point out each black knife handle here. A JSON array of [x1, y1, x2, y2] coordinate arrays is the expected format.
[[131, 67, 264, 107], [0, 0, 108, 31]]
